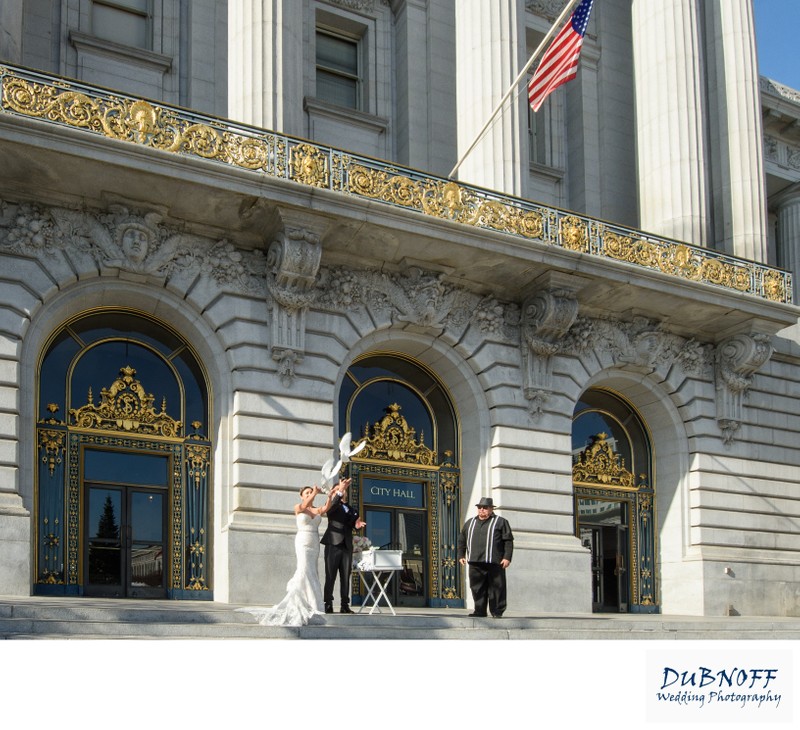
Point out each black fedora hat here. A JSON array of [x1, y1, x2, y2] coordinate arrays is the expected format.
[[475, 497, 495, 508]]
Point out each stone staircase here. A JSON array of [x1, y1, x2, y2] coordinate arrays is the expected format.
[[3, 596, 800, 640]]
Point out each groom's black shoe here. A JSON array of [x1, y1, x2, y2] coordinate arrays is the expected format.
[[340, 606, 355, 614], [324, 604, 333, 614]]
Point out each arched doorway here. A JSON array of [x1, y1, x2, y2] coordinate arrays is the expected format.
[[572, 389, 658, 613], [34, 309, 212, 599], [338, 353, 462, 608]]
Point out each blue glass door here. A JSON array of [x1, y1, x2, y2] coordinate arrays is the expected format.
[[83, 448, 169, 598]]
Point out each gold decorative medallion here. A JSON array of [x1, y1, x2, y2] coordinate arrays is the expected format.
[[358, 403, 437, 466], [572, 432, 635, 489], [69, 365, 182, 438]]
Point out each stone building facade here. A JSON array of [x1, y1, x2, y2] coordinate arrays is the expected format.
[[0, 0, 798, 616]]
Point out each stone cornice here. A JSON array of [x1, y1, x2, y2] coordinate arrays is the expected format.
[[760, 76, 800, 108]]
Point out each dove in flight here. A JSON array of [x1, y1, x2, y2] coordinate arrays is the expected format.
[[320, 456, 343, 493], [339, 432, 366, 463]]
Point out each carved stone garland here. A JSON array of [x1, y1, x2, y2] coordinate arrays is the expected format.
[[5, 198, 775, 444], [0, 198, 266, 292]]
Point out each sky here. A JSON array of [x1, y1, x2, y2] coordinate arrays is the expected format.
[[753, 0, 800, 89]]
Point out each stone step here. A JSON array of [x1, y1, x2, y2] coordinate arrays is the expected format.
[[3, 597, 800, 640]]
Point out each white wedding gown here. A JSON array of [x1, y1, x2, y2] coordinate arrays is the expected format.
[[237, 512, 326, 627]]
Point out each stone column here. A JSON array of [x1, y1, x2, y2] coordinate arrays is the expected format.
[[455, 0, 527, 196], [632, 0, 709, 246], [227, 0, 305, 135], [705, 0, 768, 261], [775, 185, 800, 304]]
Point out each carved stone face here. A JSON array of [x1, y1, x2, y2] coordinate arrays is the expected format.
[[121, 226, 150, 264]]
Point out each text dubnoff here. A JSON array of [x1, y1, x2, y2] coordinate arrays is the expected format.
[[658, 666, 781, 709], [647, 651, 793, 722]]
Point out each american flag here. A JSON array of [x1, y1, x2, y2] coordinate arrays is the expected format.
[[528, 0, 595, 112]]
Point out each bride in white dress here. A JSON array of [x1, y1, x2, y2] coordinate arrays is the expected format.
[[238, 481, 345, 627]]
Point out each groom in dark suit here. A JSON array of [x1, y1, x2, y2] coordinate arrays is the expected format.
[[320, 478, 365, 614]]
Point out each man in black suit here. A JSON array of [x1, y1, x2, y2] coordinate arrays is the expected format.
[[457, 497, 513, 618], [320, 478, 365, 614]]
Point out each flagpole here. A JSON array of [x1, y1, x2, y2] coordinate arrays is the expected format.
[[447, 0, 581, 181]]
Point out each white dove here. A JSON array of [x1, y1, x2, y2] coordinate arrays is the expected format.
[[338, 432, 366, 463], [319, 456, 342, 493]]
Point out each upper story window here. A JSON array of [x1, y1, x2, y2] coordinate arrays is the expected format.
[[92, 0, 151, 50], [525, 20, 566, 174], [527, 74, 564, 171], [528, 100, 546, 166], [316, 28, 360, 110]]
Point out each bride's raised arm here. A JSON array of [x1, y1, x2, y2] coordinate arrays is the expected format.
[[294, 485, 320, 515]]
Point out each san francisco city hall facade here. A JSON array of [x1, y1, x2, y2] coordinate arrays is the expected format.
[[0, 0, 798, 616]]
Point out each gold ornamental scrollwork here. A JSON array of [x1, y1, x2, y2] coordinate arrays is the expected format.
[[187, 529, 207, 590], [602, 231, 757, 295], [346, 164, 544, 239], [440, 470, 458, 507], [572, 432, 635, 489], [1, 75, 278, 172], [358, 403, 437, 466], [602, 232, 659, 268], [69, 365, 182, 438]]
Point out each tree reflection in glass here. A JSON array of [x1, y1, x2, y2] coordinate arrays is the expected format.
[[88, 489, 122, 585]]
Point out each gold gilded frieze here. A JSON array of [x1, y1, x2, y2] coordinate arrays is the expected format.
[[0, 66, 792, 304]]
